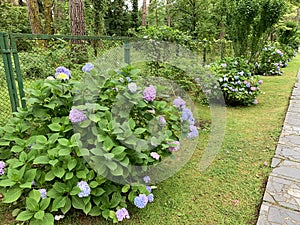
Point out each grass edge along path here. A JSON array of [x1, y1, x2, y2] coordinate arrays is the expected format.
[[1, 54, 300, 225]]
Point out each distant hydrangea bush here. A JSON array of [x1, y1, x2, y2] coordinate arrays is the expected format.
[[0, 63, 199, 224], [211, 57, 263, 106]]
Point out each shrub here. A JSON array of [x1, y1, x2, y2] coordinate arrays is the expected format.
[[211, 57, 263, 106], [0, 64, 198, 224], [255, 45, 289, 76]]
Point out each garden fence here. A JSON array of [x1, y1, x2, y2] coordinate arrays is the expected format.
[[0, 31, 232, 125]]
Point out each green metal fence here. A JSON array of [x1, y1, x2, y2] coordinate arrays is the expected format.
[[0, 32, 232, 125]]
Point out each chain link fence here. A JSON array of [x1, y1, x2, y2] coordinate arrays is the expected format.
[[0, 58, 12, 125]]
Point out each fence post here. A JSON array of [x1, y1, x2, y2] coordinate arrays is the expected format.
[[10, 34, 26, 108], [124, 40, 130, 64], [0, 32, 19, 112]]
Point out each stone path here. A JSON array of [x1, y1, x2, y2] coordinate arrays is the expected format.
[[257, 70, 300, 224]]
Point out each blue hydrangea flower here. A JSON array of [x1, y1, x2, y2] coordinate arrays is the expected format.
[[159, 116, 166, 126], [188, 125, 199, 138], [128, 83, 137, 93], [82, 63, 94, 73], [0, 161, 5, 176], [246, 83, 251, 88], [173, 97, 186, 109], [143, 176, 150, 183], [77, 181, 91, 197], [69, 109, 87, 123], [143, 85, 156, 102], [115, 208, 130, 221], [55, 66, 71, 80], [134, 194, 148, 208], [148, 193, 154, 203], [39, 189, 47, 199], [146, 186, 152, 193]]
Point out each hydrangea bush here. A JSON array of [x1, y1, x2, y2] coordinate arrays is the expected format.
[[211, 57, 263, 106], [0, 64, 198, 224], [255, 45, 288, 76]]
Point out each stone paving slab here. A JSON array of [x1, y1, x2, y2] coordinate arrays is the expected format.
[[271, 159, 300, 182], [263, 175, 300, 211], [257, 202, 300, 225], [275, 144, 300, 162]]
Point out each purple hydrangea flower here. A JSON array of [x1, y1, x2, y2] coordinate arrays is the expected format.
[[55, 66, 71, 80], [77, 181, 91, 197], [134, 194, 148, 208], [173, 97, 186, 109], [143, 85, 156, 101], [150, 152, 160, 160], [148, 193, 154, 203], [0, 161, 5, 175], [258, 80, 263, 84], [69, 109, 87, 123], [159, 116, 166, 126], [253, 99, 258, 104], [39, 189, 47, 199], [115, 208, 130, 221], [128, 83, 137, 93], [188, 125, 199, 138], [82, 63, 94, 73], [146, 186, 152, 193], [143, 176, 151, 183], [169, 141, 180, 152], [250, 87, 256, 91]]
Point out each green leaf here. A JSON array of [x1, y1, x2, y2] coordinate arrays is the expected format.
[[67, 158, 77, 171], [19, 152, 27, 162], [58, 138, 69, 146], [89, 181, 98, 188], [28, 189, 41, 202], [134, 128, 147, 134], [72, 196, 85, 210], [61, 197, 71, 214], [53, 182, 67, 193], [105, 161, 118, 171], [48, 133, 59, 144], [33, 156, 49, 164], [34, 210, 45, 220], [26, 197, 39, 211], [39, 198, 51, 211], [128, 118, 136, 130], [88, 206, 102, 216], [112, 146, 126, 155], [111, 166, 123, 176], [20, 182, 33, 189], [83, 202, 92, 215], [58, 147, 71, 156], [3, 187, 22, 203], [102, 209, 110, 219], [0, 179, 16, 187], [48, 123, 61, 132], [121, 184, 130, 193], [35, 135, 47, 144], [51, 196, 66, 211], [65, 172, 73, 180], [11, 146, 23, 153], [24, 169, 37, 182], [42, 213, 54, 225], [16, 210, 34, 221], [45, 171, 55, 181], [70, 186, 80, 196], [76, 170, 87, 179], [49, 159, 59, 167], [53, 167, 65, 178], [91, 187, 105, 196], [103, 136, 114, 151]]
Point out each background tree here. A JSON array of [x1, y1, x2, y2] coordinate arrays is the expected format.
[[44, 0, 54, 34], [26, 0, 43, 34], [69, 0, 86, 36], [142, 0, 147, 26]]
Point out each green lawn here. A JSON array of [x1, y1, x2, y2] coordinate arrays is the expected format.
[[1, 55, 300, 224]]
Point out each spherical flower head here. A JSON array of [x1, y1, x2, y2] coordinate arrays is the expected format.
[[143, 85, 156, 102], [258, 80, 263, 84], [77, 181, 91, 198], [143, 176, 151, 183], [150, 152, 160, 160], [188, 125, 199, 138], [0, 161, 5, 175], [181, 108, 193, 121], [55, 66, 71, 80], [173, 97, 186, 109], [253, 99, 258, 105], [69, 109, 87, 123], [115, 208, 130, 221], [148, 193, 154, 203], [246, 83, 251, 88], [250, 87, 256, 91], [128, 83, 137, 93], [159, 116, 166, 126], [82, 63, 94, 73], [134, 194, 148, 208], [39, 189, 47, 199], [169, 141, 180, 152]]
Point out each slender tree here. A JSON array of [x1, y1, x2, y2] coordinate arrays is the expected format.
[[69, 0, 86, 37], [44, 0, 54, 34], [142, 0, 147, 26], [26, 0, 43, 34]]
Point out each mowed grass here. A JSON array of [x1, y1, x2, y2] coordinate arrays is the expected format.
[[1, 55, 300, 225]]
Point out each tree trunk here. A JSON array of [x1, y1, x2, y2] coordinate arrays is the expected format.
[[166, 0, 171, 27], [69, 0, 86, 37], [142, 0, 147, 26], [26, 0, 43, 34], [54, 0, 66, 34], [44, 0, 54, 34]]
